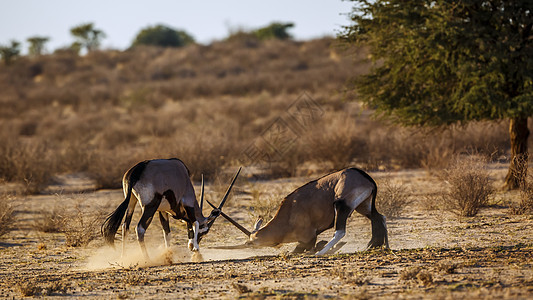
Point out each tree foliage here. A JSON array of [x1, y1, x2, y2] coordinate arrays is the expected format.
[[342, 0, 532, 188], [343, 0, 532, 125], [0, 40, 21, 65], [27, 36, 49, 56], [253, 22, 294, 40], [131, 24, 194, 48], [226, 22, 295, 43], [70, 23, 106, 52]]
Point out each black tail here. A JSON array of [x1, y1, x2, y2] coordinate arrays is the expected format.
[[101, 160, 147, 246], [101, 185, 132, 246]]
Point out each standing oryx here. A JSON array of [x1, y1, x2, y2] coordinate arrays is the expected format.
[[101, 158, 241, 258], [211, 168, 388, 255]]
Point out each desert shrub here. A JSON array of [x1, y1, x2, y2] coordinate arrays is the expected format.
[[131, 24, 194, 48], [435, 261, 458, 274], [0, 132, 57, 194], [441, 156, 494, 217], [416, 271, 433, 285], [399, 266, 433, 286], [34, 208, 64, 233], [17, 281, 68, 297], [40, 198, 105, 247], [253, 22, 294, 40], [61, 206, 102, 247], [17, 281, 41, 297], [0, 40, 21, 65], [376, 177, 412, 219], [509, 162, 533, 215], [0, 194, 16, 239], [399, 266, 422, 281]]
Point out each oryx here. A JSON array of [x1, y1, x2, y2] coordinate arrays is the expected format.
[[101, 158, 241, 258], [211, 168, 388, 255]]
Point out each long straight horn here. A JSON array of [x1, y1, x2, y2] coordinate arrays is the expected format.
[[218, 166, 242, 210], [200, 174, 205, 211], [206, 198, 251, 237]]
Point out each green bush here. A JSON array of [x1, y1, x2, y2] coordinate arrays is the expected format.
[[253, 22, 294, 40], [131, 24, 194, 48]]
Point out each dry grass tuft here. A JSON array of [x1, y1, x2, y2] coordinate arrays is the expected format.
[[509, 163, 533, 215], [435, 261, 458, 274], [0, 193, 16, 239], [399, 266, 433, 286], [376, 177, 412, 219], [35, 195, 106, 247], [441, 156, 494, 217], [16, 281, 41, 297], [61, 204, 104, 247], [331, 268, 370, 286], [123, 272, 147, 286], [399, 266, 422, 281], [16, 281, 68, 297], [34, 207, 64, 233], [416, 271, 433, 286], [232, 282, 252, 294]]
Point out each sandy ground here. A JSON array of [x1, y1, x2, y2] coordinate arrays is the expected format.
[[1, 165, 532, 299]]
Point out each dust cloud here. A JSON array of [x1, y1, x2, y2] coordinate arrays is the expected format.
[[83, 244, 192, 270], [83, 243, 281, 270]]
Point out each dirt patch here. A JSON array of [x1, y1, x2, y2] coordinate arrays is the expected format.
[[1, 166, 532, 298]]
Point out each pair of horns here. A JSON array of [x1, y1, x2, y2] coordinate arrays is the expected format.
[[201, 167, 245, 231], [203, 166, 253, 237]]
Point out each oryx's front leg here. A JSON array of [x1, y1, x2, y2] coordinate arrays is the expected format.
[[187, 221, 200, 251], [183, 206, 201, 252], [316, 200, 352, 255]]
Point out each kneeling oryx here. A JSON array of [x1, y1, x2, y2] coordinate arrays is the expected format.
[[101, 158, 241, 258], [210, 168, 388, 255]]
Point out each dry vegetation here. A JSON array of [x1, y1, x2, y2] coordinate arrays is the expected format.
[[0, 36, 532, 299], [375, 176, 412, 219], [0, 37, 522, 195], [441, 156, 495, 217], [0, 193, 16, 238]]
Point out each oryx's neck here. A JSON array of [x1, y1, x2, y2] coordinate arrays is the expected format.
[[251, 197, 293, 245]]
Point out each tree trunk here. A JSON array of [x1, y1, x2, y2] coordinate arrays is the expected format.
[[504, 117, 530, 190]]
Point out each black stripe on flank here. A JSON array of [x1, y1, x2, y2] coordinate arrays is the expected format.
[[163, 189, 189, 221]]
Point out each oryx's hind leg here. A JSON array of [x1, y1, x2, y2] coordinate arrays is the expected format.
[[159, 212, 171, 249], [121, 200, 137, 258], [356, 195, 388, 249], [366, 210, 388, 249], [136, 194, 162, 259], [316, 200, 352, 255]]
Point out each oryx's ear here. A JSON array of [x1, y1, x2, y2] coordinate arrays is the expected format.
[[253, 218, 263, 233]]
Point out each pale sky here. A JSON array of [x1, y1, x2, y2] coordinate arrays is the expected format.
[[0, 0, 354, 53]]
